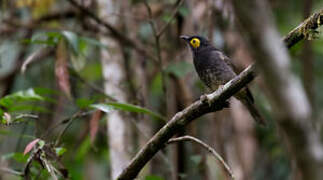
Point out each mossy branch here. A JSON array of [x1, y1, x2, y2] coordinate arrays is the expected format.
[[284, 9, 323, 48]]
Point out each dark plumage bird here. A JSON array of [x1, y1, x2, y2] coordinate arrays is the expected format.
[[180, 35, 265, 125]]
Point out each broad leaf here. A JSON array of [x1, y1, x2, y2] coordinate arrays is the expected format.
[[91, 102, 165, 121], [0, 88, 44, 108], [2, 152, 29, 163], [55, 147, 67, 156]]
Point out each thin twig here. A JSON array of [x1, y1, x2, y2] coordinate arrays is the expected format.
[[143, 0, 167, 111], [54, 111, 81, 146], [157, 0, 184, 37], [168, 135, 234, 179], [41, 111, 93, 140], [0, 167, 24, 177]]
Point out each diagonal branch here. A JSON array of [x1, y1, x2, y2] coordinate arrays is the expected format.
[[116, 8, 323, 180], [168, 136, 234, 179]]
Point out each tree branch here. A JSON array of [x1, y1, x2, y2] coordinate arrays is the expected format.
[[117, 8, 323, 180], [284, 9, 323, 48], [0, 167, 24, 177], [168, 136, 234, 179]]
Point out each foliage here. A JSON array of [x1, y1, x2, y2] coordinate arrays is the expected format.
[[0, 0, 322, 179]]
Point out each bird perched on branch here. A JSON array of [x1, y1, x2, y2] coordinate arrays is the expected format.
[[180, 35, 265, 125]]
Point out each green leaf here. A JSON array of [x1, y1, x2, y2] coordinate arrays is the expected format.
[[76, 136, 91, 161], [61, 31, 79, 54], [76, 98, 95, 109], [92, 102, 165, 121], [28, 32, 62, 46], [38, 140, 45, 148], [0, 88, 44, 108], [2, 152, 29, 163], [90, 104, 113, 113], [165, 61, 193, 77], [8, 105, 49, 113], [55, 147, 67, 156], [145, 175, 164, 180]]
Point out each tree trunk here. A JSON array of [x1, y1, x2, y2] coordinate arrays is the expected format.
[[97, 0, 133, 178], [232, 0, 323, 179]]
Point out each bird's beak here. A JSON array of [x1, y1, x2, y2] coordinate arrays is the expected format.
[[180, 35, 190, 42]]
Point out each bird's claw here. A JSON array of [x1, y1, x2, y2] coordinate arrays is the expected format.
[[200, 94, 212, 106]]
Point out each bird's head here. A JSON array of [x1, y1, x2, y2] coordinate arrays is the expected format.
[[180, 35, 210, 53]]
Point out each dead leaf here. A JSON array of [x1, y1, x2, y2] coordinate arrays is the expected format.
[[90, 110, 102, 143], [24, 138, 40, 155], [55, 39, 71, 98]]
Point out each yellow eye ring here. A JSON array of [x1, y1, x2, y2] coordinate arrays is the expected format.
[[190, 38, 200, 48]]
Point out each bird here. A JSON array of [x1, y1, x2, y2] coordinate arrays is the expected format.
[[180, 35, 265, 125]]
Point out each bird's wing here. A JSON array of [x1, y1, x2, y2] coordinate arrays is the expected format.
[[211, 50, 241, 74], [212, 50, 255, 102]]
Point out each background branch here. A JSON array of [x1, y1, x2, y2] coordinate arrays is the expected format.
[[168, 135, 234, 179]]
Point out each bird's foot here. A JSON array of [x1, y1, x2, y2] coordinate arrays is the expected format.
[[200, 94, 212, 106], [218, 85, 225, 91]]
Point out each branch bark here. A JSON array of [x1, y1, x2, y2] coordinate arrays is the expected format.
[[284, 9, 323, 48], [117, 8, 323, 180], [231, 1, 323, 179]]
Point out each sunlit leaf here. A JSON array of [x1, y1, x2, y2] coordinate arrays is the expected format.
[[0, 88, 44, 108], [61, 31, 79, 54], [55, 147, 67, 156], [38, 140, 45, 148], [90, 104, 113, 113], [91, 102, 165, 121], [70, 52, 86, 71]]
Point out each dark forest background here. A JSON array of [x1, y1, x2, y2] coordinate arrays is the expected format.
[[0, 0, 323, 179]]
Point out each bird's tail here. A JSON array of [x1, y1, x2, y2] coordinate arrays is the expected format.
[[240, 97, 266, 126]]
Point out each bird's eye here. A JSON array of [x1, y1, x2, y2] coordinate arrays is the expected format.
[[190, 38, 200, 48]]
